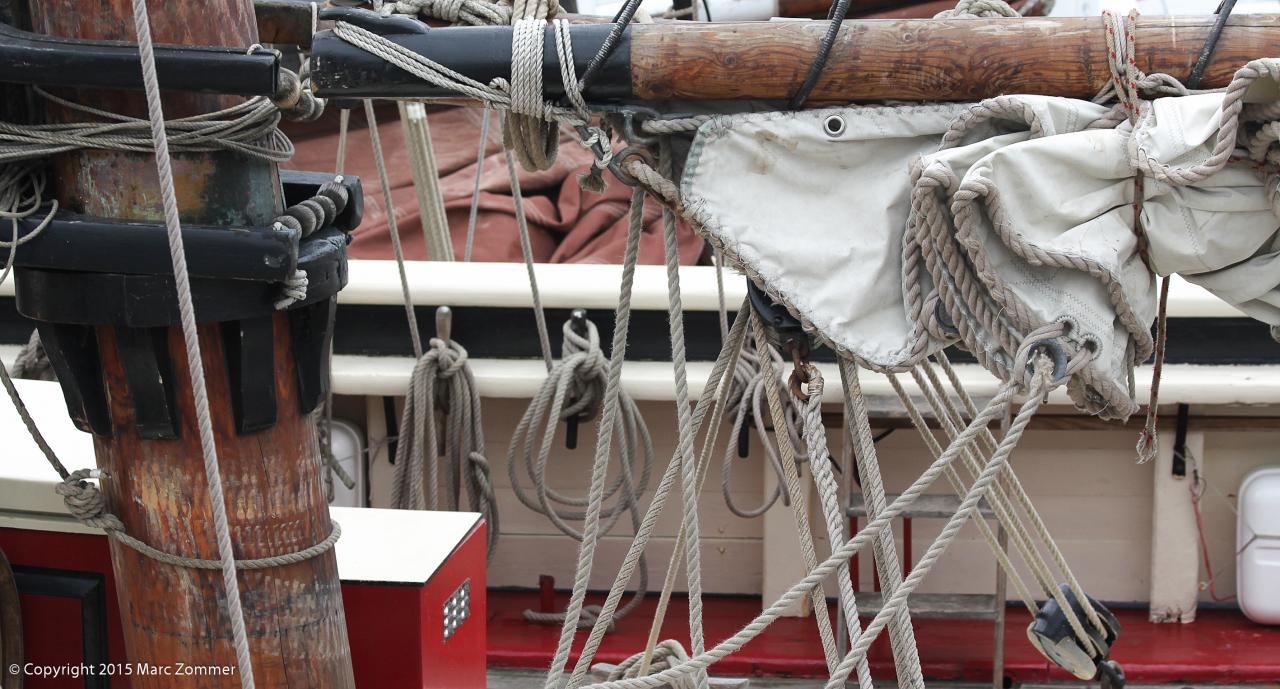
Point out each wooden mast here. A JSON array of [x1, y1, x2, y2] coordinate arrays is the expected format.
[[22, 0, 357, 685], [311, 14, 1280, 102]]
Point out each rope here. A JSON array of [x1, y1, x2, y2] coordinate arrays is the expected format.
[[541, 185, 646, 689], [836, 358, 925, 689], [579, 368, 1028, 689], [795, 365, 874, 689], [10, 329, 53, 381], [389, 336, 499, 556], [399, 102, 454, 261], [510, 317, 652, 626], [720, 334, 798, 518], [463, 106, 493, 262], [566, 299, 749, 689], [131, 0, 256, 681], [0, 88, 292, 164]]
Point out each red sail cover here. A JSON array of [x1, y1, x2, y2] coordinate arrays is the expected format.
[[285, 106, 706, 265]]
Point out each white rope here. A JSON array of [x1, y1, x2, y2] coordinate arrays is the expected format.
[[542, 185, 647, 689], [795, 365, 874, 689], [129, 0, 255, 683], [399, 102, 454, 260], [836, 358, 925, 689]]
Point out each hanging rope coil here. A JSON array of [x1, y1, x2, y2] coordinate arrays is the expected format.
[[720, 333, 802, 518], [390, 336, 499, 557]]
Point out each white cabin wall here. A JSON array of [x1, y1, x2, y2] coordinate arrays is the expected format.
[[350, 389, 1272, 605]]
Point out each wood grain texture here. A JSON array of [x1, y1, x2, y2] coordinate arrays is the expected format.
[[629, 15, 1280, 102], [28, 0, 280, 225], [93, 316, 356, 688]]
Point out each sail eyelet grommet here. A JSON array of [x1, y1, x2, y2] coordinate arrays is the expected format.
[[1022, 338, 1071, 384], [822, 114, 846, 138]]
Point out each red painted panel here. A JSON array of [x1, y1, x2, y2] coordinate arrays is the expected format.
[[419, 521, 487, 689], [487, 590, 1280, 684], [0, 522, 488, 689], [343, 582, 425, 687]]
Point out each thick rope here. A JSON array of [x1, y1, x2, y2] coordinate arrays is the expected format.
[[836, 358, 925, 689], [390, 336, 498, 555], [751, 313, 841, 675], [795, 365, 874, 689], [567, 300, 750, 689], [542, 185, 646, 689], [720, 333, 800, 518], [579, 375, 1024, 689]]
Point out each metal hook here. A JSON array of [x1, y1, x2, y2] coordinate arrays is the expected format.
[[785, 337, 811, 402]]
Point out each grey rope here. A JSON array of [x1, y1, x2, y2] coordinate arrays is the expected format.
[[542, 185, 646, 689], [566, 299, 750, 689], [463, 106, 493, 262], [10, 329, 53, 381], [836, 358, 925, 689], [720, 334, 800, 518], [504, 128, 555, 369], [0, 88, 292, 164], [389, 336, 499, 557], [795, 365, 874, 689], [509, 317, 652, 626]]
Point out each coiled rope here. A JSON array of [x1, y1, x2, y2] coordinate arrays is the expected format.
[[510, 317, 653, 627]]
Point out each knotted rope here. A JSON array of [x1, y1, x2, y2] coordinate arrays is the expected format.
[[390, 336, 499, 557], [606, 640, 697, 689], [509, 317, 653, 627]]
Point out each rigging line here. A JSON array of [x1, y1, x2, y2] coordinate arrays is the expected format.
[[576, 0, 644, 91], [502, 115, 555, 370], [579, 375, 1023, 689], [364, 99, 424, 358], [836, 358, 925, 688], [129, 0, 254, 684], [463, 105, 493, 262], [542, 185, 646, 689], [565, 299, 751, 689]]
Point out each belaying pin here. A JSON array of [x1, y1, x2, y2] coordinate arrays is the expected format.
[[564, 309, 589, 450]]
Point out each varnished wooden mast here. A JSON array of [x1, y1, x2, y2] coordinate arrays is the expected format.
[[24, 0, 357, 686], [311, 14, 1280, 102], [627, 15, 1275, 101]]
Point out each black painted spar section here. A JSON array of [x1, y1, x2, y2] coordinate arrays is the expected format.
[[0, 21, 279, 96], [310, 12, 634, 101]]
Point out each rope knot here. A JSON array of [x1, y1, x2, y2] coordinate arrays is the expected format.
[[56, 469, 125, 532], [429, 338, 469, 377]]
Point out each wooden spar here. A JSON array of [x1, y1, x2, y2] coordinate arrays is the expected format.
[[23, 0, 357, 686], [310, 14, 1280, 102]]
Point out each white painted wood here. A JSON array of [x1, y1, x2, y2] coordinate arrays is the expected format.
[[333, 507, 480, 583], [312, 262, 1239, 318], [1149, 430, 1204, 623], [762, 458, 811, 616], [334, 356, 1280, 406], [0, 378, 94, 515]]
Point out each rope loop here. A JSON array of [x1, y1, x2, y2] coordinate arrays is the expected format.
[[1010, 322, 1091, 390], [56, 469, 126, 532]]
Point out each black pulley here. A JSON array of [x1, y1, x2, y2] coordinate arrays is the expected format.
[[1026, 583, 1124, 685]]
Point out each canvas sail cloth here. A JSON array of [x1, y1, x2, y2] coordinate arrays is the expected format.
[[681, 60, 1280, 420]]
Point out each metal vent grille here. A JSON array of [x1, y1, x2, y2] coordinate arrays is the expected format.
[[443, 579, 471, 641]]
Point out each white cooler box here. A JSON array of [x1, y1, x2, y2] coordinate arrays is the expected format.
[[1239, 466, 1280, 624]]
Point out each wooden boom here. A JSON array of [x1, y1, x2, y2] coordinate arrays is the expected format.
[[310, 14, 1280, 102]]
